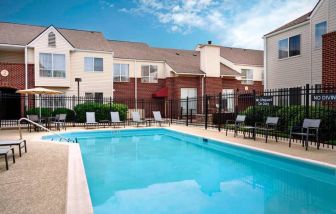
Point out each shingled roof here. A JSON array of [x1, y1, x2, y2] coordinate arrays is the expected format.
[[0, 22, 112, 52], [220, 47, 263, 66], [220, 64, 242, 77]]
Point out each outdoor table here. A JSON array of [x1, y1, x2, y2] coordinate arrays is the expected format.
[[41, 117, 56, 130], [242, 126, 256, 139], [145, 119, 153, 127], [99, 120, 110, 128]]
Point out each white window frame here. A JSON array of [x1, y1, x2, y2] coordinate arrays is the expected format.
[[84, 57, 104, 72], [278, 34, 301, 59], [222, 89, 235, 113], [241, 69, 254, 85], [113, 63, 130, 82], [39, 53, 66, 78], [141, 65, 158, 83], [315, 21, 327, 49]]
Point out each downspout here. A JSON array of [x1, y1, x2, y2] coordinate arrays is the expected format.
[[24, 46, 28, 109], [263, 37, 267, 89], [111, 53, 114, 100], [201, 75, 205, 114], [134, 59, 137, 110]]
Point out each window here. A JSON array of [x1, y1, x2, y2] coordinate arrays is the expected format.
[[315, 21, 327, 48], [241, 69, 253, 85], [41, 95, 65, 110], [84, 57, 103, 72], [113, 64, 129, 82], [141, 65, 158, 83], [180, 88, 197, 115], [85, 92, 103, 103], [278, 35, 301, 59], [48, 32, 56, 47], [39, 53, 65, 78]]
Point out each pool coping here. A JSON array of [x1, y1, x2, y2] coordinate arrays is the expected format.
[[40, 126, 336, 213]]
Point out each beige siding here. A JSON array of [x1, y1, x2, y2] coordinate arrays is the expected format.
[[27, 48, 34, 64], [67, 51, 113, 97], [199, 45, 221, 77], [28, 26, 73, 87], [266, 23, 311, 89], [329, 0, 336, 31], [0, 51, 24, 63]]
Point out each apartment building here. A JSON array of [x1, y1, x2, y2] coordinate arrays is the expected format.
[[0, 22, 263, 118], [264, 0, 336, 89]]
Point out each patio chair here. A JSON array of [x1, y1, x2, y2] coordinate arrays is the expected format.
[[254, 117, 279, 143], [85, 112, 98, 129], [0, 139, 27, 157], [27, 114, 43, 132], [131, 111, 145, 127], [289, 119, 321, 150], [52, 114, 67, 131], [110, 112, 125, 128], [225, 115, 246, 137], [153, 111, 170, 127], [0, 146, 15, 170]]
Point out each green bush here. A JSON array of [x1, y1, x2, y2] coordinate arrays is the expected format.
[[25, 107, 52, 117], [242, 105, 281, 125], [51, 108, 76, 121], [74, 102, 128, 123]]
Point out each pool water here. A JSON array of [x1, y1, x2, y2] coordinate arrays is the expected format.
[[44, 129, 336, 214]]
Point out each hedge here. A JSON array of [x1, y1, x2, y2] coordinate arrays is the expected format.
[[74, 102, 128, 123], [25, 107, 76, 121], [25, 108, 53, 117], [51, 108, 76, 122]]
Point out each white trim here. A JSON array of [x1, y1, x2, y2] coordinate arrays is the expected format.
[[114, 57, 165, 63], [263, 38, 267, 89], [174, 72, 205, 76], [0, 43, 26, 48], [313, 20, 328, 49], [74, 49, 113, 54], [263, 21, 309, 38]]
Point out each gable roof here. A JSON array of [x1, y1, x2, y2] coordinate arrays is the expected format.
[[0, 22, 112, 52], [220, 64, 242, 77], [153, 48, 204, 75], [220, 47, 263, 66], [264, 0, 322, 37], [108, 40, 162, 61]]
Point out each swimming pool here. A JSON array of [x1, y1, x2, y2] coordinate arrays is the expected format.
[[44, 128, 336, 214]]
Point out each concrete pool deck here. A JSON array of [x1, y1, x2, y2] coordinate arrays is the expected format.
[[0, 125, 335, 213]]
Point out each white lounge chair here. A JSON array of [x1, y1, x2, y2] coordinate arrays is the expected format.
[[85, 112, 98, 128], [52, 114, 67, 131], [0, 146, 15, 170], [153, 111, 170, 126], [131, 111, 145, 127], [0, 139, 27, 157], [110, 112, 125, 128]]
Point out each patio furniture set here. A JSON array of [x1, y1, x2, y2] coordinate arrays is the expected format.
[[225, 115, 321, 150]]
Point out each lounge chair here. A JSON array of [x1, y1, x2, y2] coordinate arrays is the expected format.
[[0, 147, 15, 170], [153, 111, 170, 126], [254, 117, 279, 143], [0, 139, 27, 157], [289, 119, 321, 150], [131, 111, 145, 127], [225, 115, 246, 137], [110, 112, 125, 128], [52, 114, 67, 131], [85, 112, 98, 128]]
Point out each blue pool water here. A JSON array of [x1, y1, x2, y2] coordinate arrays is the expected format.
[[44, 129, 336, 214]]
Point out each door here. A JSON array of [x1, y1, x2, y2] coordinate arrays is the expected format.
[[180, 88, 197, 115], [222, 89, 234, 112]]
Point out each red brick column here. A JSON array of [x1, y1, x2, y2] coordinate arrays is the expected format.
[[322, 31, 336, 87]]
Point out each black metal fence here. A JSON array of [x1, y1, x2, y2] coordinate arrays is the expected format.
[[1, 84, 335, 147]]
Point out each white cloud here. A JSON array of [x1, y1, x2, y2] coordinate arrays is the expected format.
[[122, 0, 319, 49]]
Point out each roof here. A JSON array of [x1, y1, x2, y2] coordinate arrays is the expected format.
[[264, 0, 322, 37], [0, 22, 112, 52], [220, 64, 242, 77], [264, 12, 311, 36], [108, 40, 162, 61], [220, 47, 263, 66], [153, 47, 204, 75]]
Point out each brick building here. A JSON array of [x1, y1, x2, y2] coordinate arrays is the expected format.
[[322, 31, 336, 86]]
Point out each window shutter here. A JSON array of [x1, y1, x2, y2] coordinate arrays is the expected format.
[[48, 32, 56, 47]]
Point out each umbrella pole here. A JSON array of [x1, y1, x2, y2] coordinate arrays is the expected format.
[[39, 94, 42, 120]]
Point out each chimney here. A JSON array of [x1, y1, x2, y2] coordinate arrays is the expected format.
[[208, 40, 212, 45]]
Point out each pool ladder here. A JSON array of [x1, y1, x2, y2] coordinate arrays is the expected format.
[[18, 118, 76, 143]]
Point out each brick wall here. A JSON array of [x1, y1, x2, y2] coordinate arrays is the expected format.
[[222, 78, 263, 93], [322, 31, 336, 86], [0, 63, 34, 90]]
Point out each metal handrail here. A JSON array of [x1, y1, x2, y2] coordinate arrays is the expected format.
[[18, 118, 74, 142]]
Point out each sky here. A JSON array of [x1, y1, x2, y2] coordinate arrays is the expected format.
[[0, 0, 319, 50]]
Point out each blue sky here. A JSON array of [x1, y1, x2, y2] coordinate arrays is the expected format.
[[0, 0, 318, 50]]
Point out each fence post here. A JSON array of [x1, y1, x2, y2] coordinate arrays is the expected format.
[[253, 90, 256, 123], [186, 96, 189, 126], [109, 96, 112, 111], [170, 99, 173, 124], [305, 84, 310, 118], [218, 92, 222, 132], [205, 95, 208, 130], [190, 109, 193, 124]]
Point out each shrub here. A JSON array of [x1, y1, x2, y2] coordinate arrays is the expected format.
[[51, 108, 76, 121], [74, 102, 128, 122], [25, 107, 52, 117], [242, 105, 281, 125]]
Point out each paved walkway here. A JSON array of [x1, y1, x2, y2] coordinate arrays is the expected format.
[[0, 125, 335, 214]]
